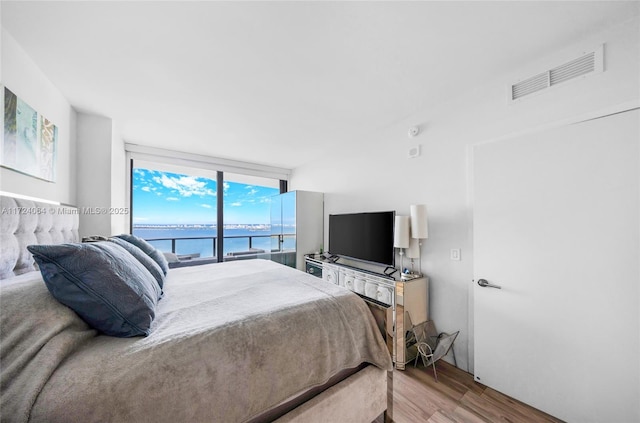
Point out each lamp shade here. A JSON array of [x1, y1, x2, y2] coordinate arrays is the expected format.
[[410, 204, 428, 239], [393, 216, 410, 248]]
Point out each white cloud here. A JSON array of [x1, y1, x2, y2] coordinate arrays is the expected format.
[[166, 197, 179, 201], [201, 204, 212, 208], [230, 202, 242, 207], [152, 174, 215, 197], [141, 186, 151, 192], [247, 188, 258, 195]]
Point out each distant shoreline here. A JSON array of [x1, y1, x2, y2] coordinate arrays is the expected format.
[[132, 226, 295, 256], [133, 224, 294, 229]]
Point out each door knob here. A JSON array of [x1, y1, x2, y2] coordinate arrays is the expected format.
[[477, 279, 502, 289]]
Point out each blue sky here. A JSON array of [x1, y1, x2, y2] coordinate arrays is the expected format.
[[132, 168, 278, 225]]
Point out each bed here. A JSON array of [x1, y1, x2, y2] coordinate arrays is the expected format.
[[0, 195, 392, 423]]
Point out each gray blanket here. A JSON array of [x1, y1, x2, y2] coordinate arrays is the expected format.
[[1, 260, 391, 422]]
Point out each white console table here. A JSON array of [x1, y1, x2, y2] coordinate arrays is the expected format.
[[305, 255, 429, 370]]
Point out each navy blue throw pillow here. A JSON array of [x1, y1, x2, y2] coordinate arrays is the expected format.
[[114, 234, 169, 276], [108, 236, 165, 293], [27, 242, 161, 337]]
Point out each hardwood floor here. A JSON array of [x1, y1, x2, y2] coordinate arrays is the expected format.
[[386, 360, 565, 423]]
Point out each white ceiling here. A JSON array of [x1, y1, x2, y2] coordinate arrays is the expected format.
[[2, 1, 638, 169]]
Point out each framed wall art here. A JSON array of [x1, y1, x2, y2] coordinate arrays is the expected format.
[[2, 86, 57, 182]]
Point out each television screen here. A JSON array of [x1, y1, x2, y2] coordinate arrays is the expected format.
[[329, 211, 395, 266]]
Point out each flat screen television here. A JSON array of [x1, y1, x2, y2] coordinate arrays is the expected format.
[[328, 211, 395, 267]]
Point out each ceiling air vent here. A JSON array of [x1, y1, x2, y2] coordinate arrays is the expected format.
[[510, 44, 604, 102]]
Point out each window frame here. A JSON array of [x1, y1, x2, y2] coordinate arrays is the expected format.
[[125, 144, 290, 264]]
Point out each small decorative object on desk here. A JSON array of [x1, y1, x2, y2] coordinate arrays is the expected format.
[[401, 268, 420, 280]]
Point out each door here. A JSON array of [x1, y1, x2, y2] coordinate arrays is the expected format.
[[270, 194, 282, 257], [270, 191, 297, 268], [473, 109, 639, 422], [281, 191, 297, 268]]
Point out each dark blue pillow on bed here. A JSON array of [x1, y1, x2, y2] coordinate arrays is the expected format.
[[27, 242, 160, 337], [114, 234, 169, 276], [108, 236, 165, 293]]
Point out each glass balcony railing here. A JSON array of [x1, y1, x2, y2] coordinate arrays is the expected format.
[[144, 234, 295, 265]]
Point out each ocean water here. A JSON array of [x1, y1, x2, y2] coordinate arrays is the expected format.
[[133, 227, 295, 258]]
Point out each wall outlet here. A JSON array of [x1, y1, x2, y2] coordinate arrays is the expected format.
[[450, 249, 461, 261]]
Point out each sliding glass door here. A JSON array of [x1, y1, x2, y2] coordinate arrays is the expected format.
[[131, 161, 219, 262], [131, 160, 280, 265], [222, 173, 278, 262]]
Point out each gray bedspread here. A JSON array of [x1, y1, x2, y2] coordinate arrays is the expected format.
[[1, 259, 392, 422]]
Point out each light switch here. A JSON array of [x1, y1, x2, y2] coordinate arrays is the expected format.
[[450, 249, 461, 261]]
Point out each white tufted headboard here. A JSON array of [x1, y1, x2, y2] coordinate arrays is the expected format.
[[0, 195, 79, 279]]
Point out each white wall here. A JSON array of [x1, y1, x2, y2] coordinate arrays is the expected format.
[[0, 29, 77, 205], [110, 122, 127, 235], [76, 113, 112, 237], [290, 17, 640, 373], [1, 25, 127, 233], [75, 112, 128, 238]]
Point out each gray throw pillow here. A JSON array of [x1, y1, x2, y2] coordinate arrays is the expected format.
[[114, 234, 169, 275], [109, 236, 165, 293], [27, 242, 161, 337]]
